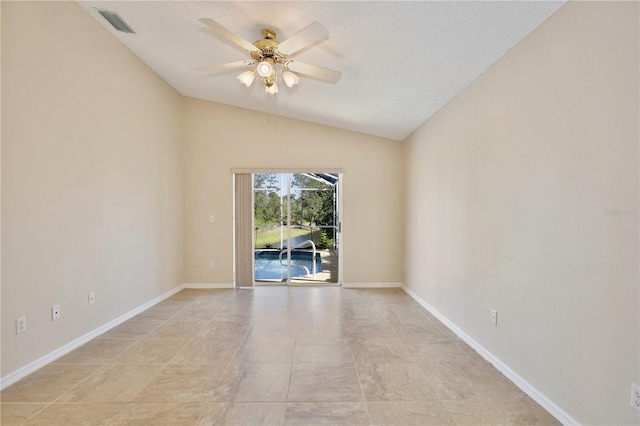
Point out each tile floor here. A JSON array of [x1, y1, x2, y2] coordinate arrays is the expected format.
[[1, 287, 560, 425]]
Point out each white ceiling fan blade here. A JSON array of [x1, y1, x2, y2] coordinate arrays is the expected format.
[[277, 21, 328, 56], [199, 18, 259, 53], [288, 61, 341, 83], [195, 61, 251, 72]]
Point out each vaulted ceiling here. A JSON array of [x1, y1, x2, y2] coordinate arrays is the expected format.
[[77, 1, 565, 141]]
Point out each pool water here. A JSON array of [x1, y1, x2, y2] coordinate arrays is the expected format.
[[254, 250, 323, 280]]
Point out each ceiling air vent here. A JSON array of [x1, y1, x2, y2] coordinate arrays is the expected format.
[[97, 9, 135, 34]]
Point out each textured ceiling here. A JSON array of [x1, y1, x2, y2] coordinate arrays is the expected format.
[[77, 1, 565, 141]]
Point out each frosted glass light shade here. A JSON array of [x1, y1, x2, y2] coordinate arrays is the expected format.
[[236, 70, 255, 87], [257, 61, 273, 77], [282, 71, 299, 88]]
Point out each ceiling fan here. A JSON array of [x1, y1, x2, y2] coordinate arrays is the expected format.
[[197, 19, 341, 94]]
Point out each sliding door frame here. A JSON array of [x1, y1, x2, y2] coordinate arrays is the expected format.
[[232, 168, 344, 287]]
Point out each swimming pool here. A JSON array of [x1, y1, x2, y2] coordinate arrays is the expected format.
[[254, 250, 323, 280]]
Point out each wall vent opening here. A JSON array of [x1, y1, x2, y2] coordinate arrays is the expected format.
[[97, 9, 135, 34]]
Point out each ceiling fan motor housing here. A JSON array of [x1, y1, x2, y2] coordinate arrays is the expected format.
[[250, 29, 284, 63]]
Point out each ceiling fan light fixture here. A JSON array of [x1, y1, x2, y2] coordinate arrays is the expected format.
[[256, 60, 274, 78], [282, 70, 299, 88], [198, 19, 340, 94], [236, 70, 255, 87], [265, 81, 279, 94]]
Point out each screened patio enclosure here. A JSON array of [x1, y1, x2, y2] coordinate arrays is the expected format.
[[252, 172, 340, 284]]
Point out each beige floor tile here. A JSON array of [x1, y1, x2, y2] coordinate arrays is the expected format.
[[390, 322, 452, 344], [249, 316, 300, 337], [172, 307, 220, 321], [173, 288, 218, 298], [368, 290, 413, 305], [2, 287, 559, 424], [189, 297, 229, 309], [293, 341, 353, 363], [367, 400, 456, 425], [24, 402, 126, 425], [171, 337, 240, 364], [384, 311, 434, 326], [213, 363, 292, 402], [0, 403, 46, 425], [288, 364, 363, 402], [1, 364, 100, 403], [198, 402, 286, 425], [443, 398, 543, 425], [111, 338, 189, 364], [418, 361, 477, 400], [437, 358, 528, 402], [377, 305, 432, 322], [197, 319, 253, 342], [343, 319, 396, 338], [57, 363, 163, 403], [215, 311, 257, 321], [404, 341, 474, 363], [132, 364, 228, 402], [133, 306, 183, 321], [350, 337, 413, 363], [155, 298, 196, 308], [55, 339, 135, 364], [340, 306, 386, 321], [215, 302, 258, 319], [99, 320, 164, 339], [111, 402, 206, 425], [297, 320, 348, 339], [434, 323, 467, 344], [233, 336, 296, 363], [145, 319, 208, 338], [284, 402, 369, 425], [356, 363, 439, 401]]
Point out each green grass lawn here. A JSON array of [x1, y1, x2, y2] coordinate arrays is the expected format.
[[255, 227, 320, 248]]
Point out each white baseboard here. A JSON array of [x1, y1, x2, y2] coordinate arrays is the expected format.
[[0, 284, 185, 390], [400, 285, 578, 426], [342, 282, 402, 288], [183, 283, 234, 289]]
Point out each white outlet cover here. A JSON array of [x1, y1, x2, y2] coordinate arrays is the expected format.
[[631, 383, 640, 412], [52, 305, 61, 320], [16, 316, 26, 334]]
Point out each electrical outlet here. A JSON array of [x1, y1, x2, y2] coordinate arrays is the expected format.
[[209, 260, 215, 269], [490, 310, 498, 326], [209, 215, 215, 223], [52, 305, 61, 321], [16, 316, 26, 334], [88, 292, 95, 305], [631, 383, 640, 412]]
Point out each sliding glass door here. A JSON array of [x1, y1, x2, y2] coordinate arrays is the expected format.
[[253, 172, 340, 284]]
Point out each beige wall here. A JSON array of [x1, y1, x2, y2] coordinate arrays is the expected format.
[[1, 2, 183, 375], [182, 98, 403, 286], [0, 1, 403, 380], [402, 2, 639, 424]]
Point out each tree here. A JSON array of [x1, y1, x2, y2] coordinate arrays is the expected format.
[[290, 174, 334, 227], [254, 174, 281, 227], [254, 173, 279, 190], [253, 173, 336, 248]]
